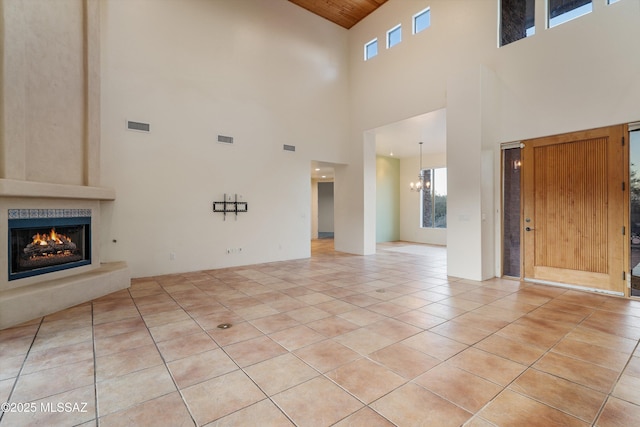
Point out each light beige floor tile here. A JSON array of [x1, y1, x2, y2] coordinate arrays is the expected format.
[[268, 324, 326, 351], [333, 328, 395, 355], [249, 313, 300, 334], [98, 392, 193, 427], [272, 376, 363, 427], [30, 326, 93, 353], [429, 321, 493, 345], [207, 399, 294, 427], [5, 241, 640, 427], [12, 359, 94, 402], [0, 377, 15, 405], [94, 329, 155, 358], [167, 348, 237, 389], [155, 330, 218, 362], [478, 389, 589, 427], [369, 342, 440, 379], [142, 308, 191, 328], [1, 384, 95, 427], [326, 358, 406, 403], [182, 370, 265, 426], [333, 407, 395, 427], [223, 335, 287, 367], [448, 347, 527, 386], [473, 334, 547, 366], [22, 339, 93, 374], [293, 339, 361, 372], [244, 353, 318, 396], [509, 368, 606, 423], [92, 317, 147, 340], [337, 308, 386, 326], [534, 351, 618, 393], [401, 331, 468, 361], [370, 382, 472, 427], [415, 364, 502, 413], [96, 344, 164, 382], [596, 397, 640, 427], [97, 365, 176, 417], [148, 318, 202, 343], [612, 373, 640, 406]]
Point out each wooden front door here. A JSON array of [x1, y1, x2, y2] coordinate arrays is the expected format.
[[522, 125, 626, 294]]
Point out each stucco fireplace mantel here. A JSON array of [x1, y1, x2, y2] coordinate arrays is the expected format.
[[0, 179, 116, 201]]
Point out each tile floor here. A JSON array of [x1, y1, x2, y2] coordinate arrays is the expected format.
[[1, 239, 640, 426]]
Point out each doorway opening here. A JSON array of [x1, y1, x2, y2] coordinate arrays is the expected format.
[[317, 182, 334, 239], [311, 161, 335, 250]]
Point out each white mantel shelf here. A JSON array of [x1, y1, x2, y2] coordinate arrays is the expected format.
[[0, 179, 115, 201]]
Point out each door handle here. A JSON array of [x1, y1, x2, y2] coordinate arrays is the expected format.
[[525, 226, 535, 231]]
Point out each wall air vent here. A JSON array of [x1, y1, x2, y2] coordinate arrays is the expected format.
[[217, 135, 234, 144], [283, 144, 296, 152], [126, 120, 150, 132]]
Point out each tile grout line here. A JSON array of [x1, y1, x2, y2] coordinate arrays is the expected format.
[[0, 317, 43, 426]]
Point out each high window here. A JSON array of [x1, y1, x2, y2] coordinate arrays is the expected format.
[[500, 0, 535, 46], [364, 38, 378, 60], [387, 25, 402, 48], [413, 8, 431, 34], [421, 168, 447, 228], [548, 0, 592, 28]]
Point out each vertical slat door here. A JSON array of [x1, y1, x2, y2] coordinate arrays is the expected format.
[[523, 126, 625, 293]]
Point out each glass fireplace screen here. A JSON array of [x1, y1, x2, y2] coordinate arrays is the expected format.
[[8, 217, 91, 281]]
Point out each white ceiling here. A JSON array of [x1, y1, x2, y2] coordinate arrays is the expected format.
[[373, 108, 447, 159], [311, 108, 447, 180]]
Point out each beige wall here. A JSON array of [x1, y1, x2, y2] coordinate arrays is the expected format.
[[1, 0, 100, 186]]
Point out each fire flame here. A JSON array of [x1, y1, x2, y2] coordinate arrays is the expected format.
[[32, 229, 70, 246]]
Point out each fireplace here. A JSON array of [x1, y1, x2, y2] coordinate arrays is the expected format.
[[8, 209, 92, 281]]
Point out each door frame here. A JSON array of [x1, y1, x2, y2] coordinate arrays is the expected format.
[[520, 125, 627, 295]]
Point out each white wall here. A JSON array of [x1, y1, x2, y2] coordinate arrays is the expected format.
[[349, 0, 640, 280], [100, 0, 350, 277], [99, 0, 640, 280]]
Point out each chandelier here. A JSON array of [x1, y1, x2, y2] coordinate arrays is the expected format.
[[409, 142, 431, 192]]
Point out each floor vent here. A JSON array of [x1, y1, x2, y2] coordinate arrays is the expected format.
[[283, 144, 296, 152], [218, 135, 234, 144], [126, 121, 150, 132]]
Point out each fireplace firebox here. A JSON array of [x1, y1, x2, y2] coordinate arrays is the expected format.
[[8, 215, 91, 281]]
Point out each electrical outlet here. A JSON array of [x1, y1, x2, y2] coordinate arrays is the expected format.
[[226, 248, 232, 254], [169, 252, 176, 261]]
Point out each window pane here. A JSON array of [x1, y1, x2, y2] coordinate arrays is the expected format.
[[421, 169, 433, 228], [608, 0, 620, 3], [413, 8, 430, 34], [549, 0, 592, 28], [365, 39, 378, 60], [433, 168, 447, 228], [420, 168, 447, 229], [388, 25, 401, 48], [500, 0, 535, 46]]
